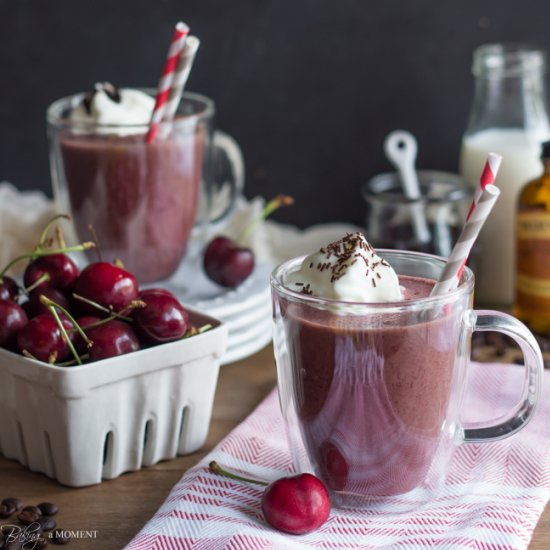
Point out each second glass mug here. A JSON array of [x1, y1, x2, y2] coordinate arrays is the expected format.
[[271, 250, 543, 509], [47, 90, 244, 283]]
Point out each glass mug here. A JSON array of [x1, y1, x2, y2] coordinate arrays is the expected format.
[[271, 250, 543, 509], [47, 91, 243, 283]]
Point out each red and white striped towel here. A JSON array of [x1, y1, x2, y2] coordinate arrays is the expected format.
[[125, 362, 550, 549]]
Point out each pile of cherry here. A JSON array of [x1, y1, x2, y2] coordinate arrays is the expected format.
[[0, 233, 196, 366]]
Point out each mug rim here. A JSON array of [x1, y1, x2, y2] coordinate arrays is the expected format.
[[46, 89, 215, 128], [271, 248, 474, 312]]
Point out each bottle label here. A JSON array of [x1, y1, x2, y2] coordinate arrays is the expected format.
[[517, 210, 550, 308]]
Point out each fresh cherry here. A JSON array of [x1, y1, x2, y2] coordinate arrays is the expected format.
[[85, 319, 140, 361], [209, 461, 330, 535], [133, 289, 189, 343], [203, 236, 255, 288], [24, 288, 70, 319], [0, 276, 19, 301], [17, 313, 74, 363], [23, 253, 79, 292], [203, 195, 293, 288], [0, 299, 28, 349], [74, 262, 138, 314], [262, 473, 331, 535]]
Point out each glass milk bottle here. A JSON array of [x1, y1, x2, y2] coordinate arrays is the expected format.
[[460, 44, 550, 306]]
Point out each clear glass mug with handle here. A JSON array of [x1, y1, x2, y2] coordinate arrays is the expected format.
[[271, 249, 543, 510], [47, 90, 243, 283]]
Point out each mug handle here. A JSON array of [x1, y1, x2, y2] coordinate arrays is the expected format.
[[462, 310, 543, 443], [209, 130, 245, 223]]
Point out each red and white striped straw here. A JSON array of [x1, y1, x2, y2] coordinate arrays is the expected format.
[[430, 153, 503, 296], [146, 22, 189, 143], [465, 152, 502, 221], [158, 36, 201, 140]]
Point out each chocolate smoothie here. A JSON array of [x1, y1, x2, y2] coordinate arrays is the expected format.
[[59, 127, 203, 283], [277, 275, 459, 497]]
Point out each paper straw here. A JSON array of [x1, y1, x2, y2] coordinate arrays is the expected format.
[[430, 183, 501, 296], [158, 36, 201, 140], [466, 152, 502, 221], [146, 22, 189, 143]]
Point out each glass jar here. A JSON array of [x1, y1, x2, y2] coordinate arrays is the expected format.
[[459, 44, 550, 306]]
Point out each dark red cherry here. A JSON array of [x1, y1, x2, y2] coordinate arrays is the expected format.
[[0, 276, 19, 301], [23, 253, 79, 292], [17, 313, 73, 363], [74, 262, 138, 314], [86, 320, 140, 361], [75, 315, 102, 353], [24, 288, 70, 319], [133, 289, 189, 343], [262, 473, 331, 535], [0, 299, 28, 349], [203, 236, 255, 288]]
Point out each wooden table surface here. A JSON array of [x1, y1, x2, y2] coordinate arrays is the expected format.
[[0, 343, 548, 549]]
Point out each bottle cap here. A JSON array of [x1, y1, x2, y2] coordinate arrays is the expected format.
[[542, 141, 550, 158]]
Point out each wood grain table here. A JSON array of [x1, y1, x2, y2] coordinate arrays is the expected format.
[[0, 343, 548, 549]]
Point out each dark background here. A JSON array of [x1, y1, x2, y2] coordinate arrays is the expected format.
[[1, 0, 549, 228]]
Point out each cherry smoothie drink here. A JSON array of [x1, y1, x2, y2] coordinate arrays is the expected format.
[[279, 275, 458, 497], [273, 235, 543, 509], [59, 129, 203, 282], [48, 88, 211, 283]]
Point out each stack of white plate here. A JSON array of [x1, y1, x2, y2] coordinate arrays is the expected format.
[[158, 259, 273, 365]]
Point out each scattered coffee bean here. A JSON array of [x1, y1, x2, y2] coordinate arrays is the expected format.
[[50, 529, 70, 545], [1, 499, 22, 514], [17, 509, 41, 525], [36, 516, 56, 532], [0, 505, 12, 520], [37, 503, 58, 517], [34, 536, 49, 549], [20, 506, 41, 517]]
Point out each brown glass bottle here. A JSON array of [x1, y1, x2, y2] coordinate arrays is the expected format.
[[515, 141, 550, 333]]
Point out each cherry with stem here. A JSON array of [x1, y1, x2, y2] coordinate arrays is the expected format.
[[209, 460, 330, 535]]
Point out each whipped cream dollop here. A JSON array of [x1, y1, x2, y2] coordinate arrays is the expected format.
[[285, 232, 403, 302], [70, 83, 154, 132]]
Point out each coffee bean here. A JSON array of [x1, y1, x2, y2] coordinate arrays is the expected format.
[[17, 509, 41, 525], [34, 536, 49, 549], [20, 506, 41, 517], [37, 503, 58, 518], [50, 529, 70, 545], [1, 499, 22, 514], [0, 505, 13, 519], [36, 517, 56, 532]]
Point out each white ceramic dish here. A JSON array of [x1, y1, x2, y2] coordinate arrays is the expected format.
[[0, 308, 227, 487]]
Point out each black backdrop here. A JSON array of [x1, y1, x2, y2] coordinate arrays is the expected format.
[[1, 0, 549, 228]]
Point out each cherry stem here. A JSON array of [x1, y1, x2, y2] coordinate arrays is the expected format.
[[24, 273, 51, 294], [56, 354, 90, 367], [40, 295, 93, 348], [208, 461, 268, 487], [55, 226, 66, 249], [239, 195, 294, 242], [0, 242, 95, 279], [88, 225, 103, 262], [22, 350, 38, 361], [71, 293, 134, 323], [36, 214, 71, 251], [46, 304, 82, 366]]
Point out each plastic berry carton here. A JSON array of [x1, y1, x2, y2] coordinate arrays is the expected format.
[[0, 307, 227, 487]]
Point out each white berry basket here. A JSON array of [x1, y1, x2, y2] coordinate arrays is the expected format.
[[0, 307, 228, 487]]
